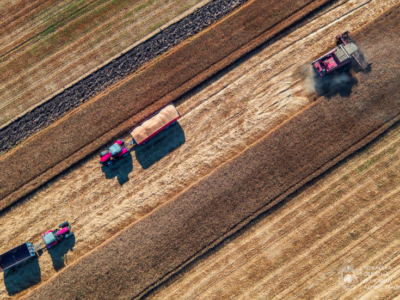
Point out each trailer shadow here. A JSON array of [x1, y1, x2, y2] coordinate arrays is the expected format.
[[48, 233, 75, 271], [314, 68, 358, 98], [135, 122, 185, 169], [3, 257, 41, 296], [101, 153, 133, 185]]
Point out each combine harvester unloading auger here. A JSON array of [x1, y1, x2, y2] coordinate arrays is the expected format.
[[312, 31, 369, 76]]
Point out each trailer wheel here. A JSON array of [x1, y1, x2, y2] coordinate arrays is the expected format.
[[59, 221, 69, 228]]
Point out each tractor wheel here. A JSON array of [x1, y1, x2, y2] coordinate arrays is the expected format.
[[59, 221, 69, 228], [100, 151, 109, 158], [107, 160, 114, 167]]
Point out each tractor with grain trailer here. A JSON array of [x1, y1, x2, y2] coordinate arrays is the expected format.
[[312, 31, 369, 76], [99, 103, 181, 167], [0, 222, 73, 272]]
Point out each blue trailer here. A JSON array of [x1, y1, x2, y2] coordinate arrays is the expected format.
[[0, 242, 36, 272]]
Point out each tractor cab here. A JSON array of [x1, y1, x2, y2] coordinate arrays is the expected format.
[[109, 143, 122, 156], [42, 231, 57, 248], [99, 139, 130, 167]]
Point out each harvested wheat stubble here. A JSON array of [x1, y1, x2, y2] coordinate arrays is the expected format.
[[0, 0, 332, 210], [0, 0, 248, 153], [25, 6, 400, 299]]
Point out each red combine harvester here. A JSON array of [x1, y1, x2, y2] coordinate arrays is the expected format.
[[312, 31, 369, 76], [130, 103, 181, 146], [99, 139, 130, 167]]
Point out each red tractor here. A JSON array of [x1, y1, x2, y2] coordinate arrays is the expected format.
[[99, 139, 130, 167], [41, 221, 73, 249], [312, 31, 368, 76]]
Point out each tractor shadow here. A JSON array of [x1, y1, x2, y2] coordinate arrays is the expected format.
[[101, 153, 133, 185], [48, 233, 75, 271], [135, 122, 185, 169], [314, 68, 358, 98], [3, 257, 41, 296]]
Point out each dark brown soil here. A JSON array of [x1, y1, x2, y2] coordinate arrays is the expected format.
[[0, 0, 331, 210], [24, 5, 400, 299]]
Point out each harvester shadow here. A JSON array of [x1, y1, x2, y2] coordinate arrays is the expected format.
[[48, 233, 75, 271], [314, 68, 358, 98], [3, 257, 41, 296], [101, 153, 133, 185], [135, 122, 185, 169]]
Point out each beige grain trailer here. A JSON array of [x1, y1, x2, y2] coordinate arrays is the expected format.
[[130, 103, 181, 145]]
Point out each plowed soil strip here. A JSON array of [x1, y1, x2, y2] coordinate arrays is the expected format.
[[0, 0, 332, 210], [25, 6, 400, 299]]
